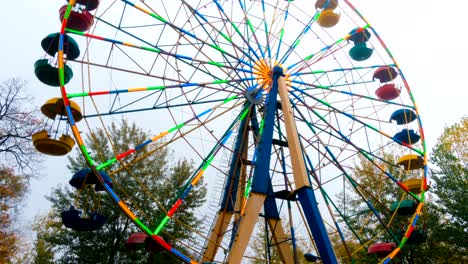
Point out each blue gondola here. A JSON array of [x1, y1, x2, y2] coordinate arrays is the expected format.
[[393, 129, 420, 145], [61, 206, 106, 231], [349, 43, 373, 61], [304, 253, 320, 262], [348, 27, 371, 44], [390, 109, 417, 125], [69, 168, 113, 191]]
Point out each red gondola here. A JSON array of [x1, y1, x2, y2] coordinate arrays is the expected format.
[[375, 83, 401, 100], [125, 232, 147, 251], [368, 242, 396, 258], [69, 0, 100, 11], [373, 66, 398, 83], [59, 5, 94, 32]]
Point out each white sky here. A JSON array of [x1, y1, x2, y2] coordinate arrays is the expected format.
[[1, 0, 466, 238]]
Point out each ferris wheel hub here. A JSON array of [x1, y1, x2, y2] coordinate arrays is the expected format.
[[253, 60, 291, 92]]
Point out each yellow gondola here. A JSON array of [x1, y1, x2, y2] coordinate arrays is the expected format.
[[32, 130, 75, 156], [317, 9, 340, 28], [41, 97, 83, 122], [315, 0, 338, 10], [397, 154, 424, 170], [402, 178, 424, 194]]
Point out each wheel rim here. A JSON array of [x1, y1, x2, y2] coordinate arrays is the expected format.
[[52, 0, 428, 263]]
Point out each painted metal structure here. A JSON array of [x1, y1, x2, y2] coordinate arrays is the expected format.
[[33, 0, 429, 263]]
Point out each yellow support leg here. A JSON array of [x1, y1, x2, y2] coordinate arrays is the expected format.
[[202, 211, 234, 262], [277, 77, 310, 189], [205, 118, 251, 262], [227, 192, 266, 264], [268, 218, 295, 264]]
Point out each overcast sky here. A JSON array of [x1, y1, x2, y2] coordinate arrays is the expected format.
[[1, 0, 466, 236]]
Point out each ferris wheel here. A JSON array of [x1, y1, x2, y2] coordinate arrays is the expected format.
[[33, 0, 428, 263]]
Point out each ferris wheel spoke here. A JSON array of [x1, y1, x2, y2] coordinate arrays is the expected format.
[[259, 0, 272, 59], [291, 66, 377, 91], [112, 81, 245, 115], [95, 97, 245, 171], [68, 77, 250, 119], [210, 0, 262, 61], [78, 83, 241, 118], [291, 112, 401, 245], [290, 63, 386, 88], [68, 59, 185, 84], [277, 8, 321, 64], [291, 64, 396, 77], [271, 0, 292, 62], [91, 16, 253, 86], [107, 101, 246, 180], [289, 87, 424, 156], [183, 0, 263, 63], [236, 0, 267, 59], [81, 98, 232, 119], [66, 78, 253, 99], [286, 39, 348, 74], [66, 29, 252, 74], [290, 94, 423, 202], [122, 0, 257, 69], [287, 25, 371, 73], [153, 104, 252, 235], [291, 81, 414, 110], [181, 5, 257, 89]]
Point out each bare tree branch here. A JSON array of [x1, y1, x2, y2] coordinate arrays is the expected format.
[[0, 78, 44, 178]]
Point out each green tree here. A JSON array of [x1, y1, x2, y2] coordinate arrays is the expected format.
[[333, 117, 468, 263], [333, 149, 439, 264], [250, 223, 309, 264], [429, 117, 467, 261], [35, 120, 206, 263], [333, 152, 405, 263]]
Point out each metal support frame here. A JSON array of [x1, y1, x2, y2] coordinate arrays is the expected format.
[[202, 106, 249, 261], [277, 67, 337, 264], [227, 66, 282, 263], [297, 187, 337, 264], [227, 66, 337, 263]]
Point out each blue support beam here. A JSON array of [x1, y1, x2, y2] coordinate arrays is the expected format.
[[251, 66, 282, 194], [249, 65, 337, 263], [297, 187, 337, 264], [220, 105, 249, 212]]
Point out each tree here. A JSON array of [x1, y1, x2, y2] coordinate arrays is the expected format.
[[332, 150, 454, 264], [0, 167, 27, 262], [333, 151, 405, 263], [429, 117, 467, 261], [0, 78, 44, 263], [332, 117, 468, 263], [250, 223, 309, 264], [0, 78, 43, 177], [35, 120, 206, 263]]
